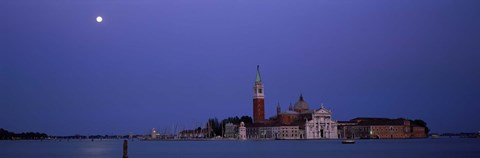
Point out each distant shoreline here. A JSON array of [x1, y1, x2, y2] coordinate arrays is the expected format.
[[2, 136, 479, 142]]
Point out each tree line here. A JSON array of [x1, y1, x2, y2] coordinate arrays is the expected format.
[[0, 128, 48, 140], [206, 116, 252, 137]]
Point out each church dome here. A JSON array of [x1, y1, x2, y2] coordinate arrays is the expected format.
[[294, 94, 309, 112]]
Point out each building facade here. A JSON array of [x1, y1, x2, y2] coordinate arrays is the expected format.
[[305, 106, 339, 139], [278, 126, 303, 139], [224, 123, 238, 138], [239, 122, 246, 140], [245, 124, 303, 140], [338, 118, 427, 139], [151, 128, 157, 139]]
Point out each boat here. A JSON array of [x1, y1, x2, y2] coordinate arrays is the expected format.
[[341, 129, 355, 144], [342, 139, 355, 144]]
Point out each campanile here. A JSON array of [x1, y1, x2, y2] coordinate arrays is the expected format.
[[253, 65, 265, 123]]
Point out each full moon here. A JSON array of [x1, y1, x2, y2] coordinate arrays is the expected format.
[[96, 16, 103, 23]]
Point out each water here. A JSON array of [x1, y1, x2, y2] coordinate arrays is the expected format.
[[1, 138, 479, 158]]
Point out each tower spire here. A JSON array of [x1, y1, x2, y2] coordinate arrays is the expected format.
[[276, 101, 281, 115], [256, 65, 262, 82]]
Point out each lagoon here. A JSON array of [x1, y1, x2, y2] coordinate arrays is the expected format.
[[0, 138, 479, 158]]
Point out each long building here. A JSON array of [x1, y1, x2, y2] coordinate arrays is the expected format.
[[338, 118, 427, 139]]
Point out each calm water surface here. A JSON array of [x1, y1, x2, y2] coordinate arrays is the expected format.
[[1, 138, 479, 158]]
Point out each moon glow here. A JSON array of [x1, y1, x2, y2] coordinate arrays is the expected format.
[[96, 16, 103, 23]]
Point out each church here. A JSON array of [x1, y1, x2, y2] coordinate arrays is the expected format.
[[305, 106, 339, 139], [246, 65, 339, 139]]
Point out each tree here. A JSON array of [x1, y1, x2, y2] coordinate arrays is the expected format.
[[205, 116, 254, 138], [207, 118, 222, 137], [240, 116, 253, 124], [412, 119, 430, 134], [0, 128, 15, 140]]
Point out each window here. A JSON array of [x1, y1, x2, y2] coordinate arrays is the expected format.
[[258, 89, 263, 93]]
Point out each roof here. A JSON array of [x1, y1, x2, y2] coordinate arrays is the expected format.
[[338, 121, 356, 123], [294, 94, 309, 111], [279, 110, 299, 115], [352, 117, 407, 126], [246, 121, 305, 128], [256, 65, 262, 82], [313, 106, 332, 114]]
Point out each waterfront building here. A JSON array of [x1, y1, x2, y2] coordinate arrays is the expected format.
[[278, 126, 303, 139], [257, 126, 280, 139], [338, 118, 427, 139], [411, 126, 427, 138], [245, 124, 277, 139], [245, 124, 302, 140], [246, 125, 260, 139], [337, 121, 357, 139], [305, 106, 339, 139], [151, 128, 157, 139], [239, 122, 246, 140], [178, 128, 208, 139], [224, 123, 238, 138]]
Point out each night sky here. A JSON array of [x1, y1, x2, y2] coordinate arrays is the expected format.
[[1, 0, 479, 135]]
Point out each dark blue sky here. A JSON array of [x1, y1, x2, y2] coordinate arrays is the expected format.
[[1, 0, 479, 135]]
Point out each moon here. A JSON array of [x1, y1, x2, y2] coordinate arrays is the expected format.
[[96, 16, 103, 23]]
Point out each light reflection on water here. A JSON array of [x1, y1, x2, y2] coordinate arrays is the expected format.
[[80, 141, 116, 157], [0, 139, 479, 158]]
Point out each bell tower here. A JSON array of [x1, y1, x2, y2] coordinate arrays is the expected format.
[[253, 65, 265, 123]]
